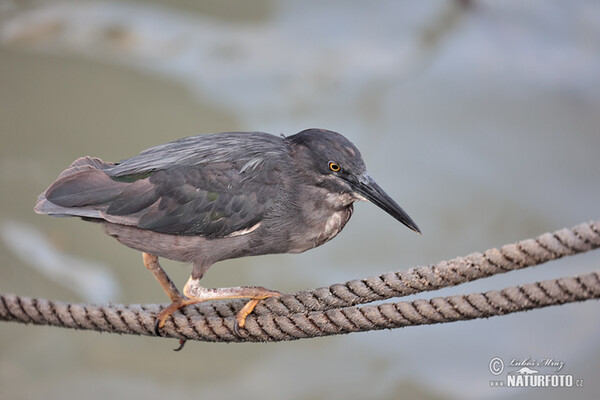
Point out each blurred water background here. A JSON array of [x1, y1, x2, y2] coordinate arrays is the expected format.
[[1, 1, 599, 399]]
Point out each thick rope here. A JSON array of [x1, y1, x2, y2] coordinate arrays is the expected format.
[[1, 220, 599, 343]]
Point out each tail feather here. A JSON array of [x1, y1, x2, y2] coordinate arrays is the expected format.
[[55, 156, 112, 180], [35, 156, 126, 218], [45, 170, 125, 207]]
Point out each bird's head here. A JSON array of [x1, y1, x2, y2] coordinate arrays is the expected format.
[[287, 129, 420, 234]]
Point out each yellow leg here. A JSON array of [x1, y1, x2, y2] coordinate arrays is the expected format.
[[142, 253, 202, 335], [142, 252, 182, 302], [234, 299, 262, 335], [142, 253, 281, 337]]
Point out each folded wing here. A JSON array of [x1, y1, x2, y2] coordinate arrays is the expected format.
[[36, 156, 281, 239]]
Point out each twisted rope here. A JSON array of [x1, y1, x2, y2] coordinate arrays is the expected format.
[[1, 220, 599, 343]]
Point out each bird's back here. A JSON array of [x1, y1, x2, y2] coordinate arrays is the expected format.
[[105, 131, 287, 177]]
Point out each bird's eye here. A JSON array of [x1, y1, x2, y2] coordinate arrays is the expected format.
[[328, 162, 341, 172]]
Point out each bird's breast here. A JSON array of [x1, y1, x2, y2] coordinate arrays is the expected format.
[[316, 204, 354, 246], [287, 200, 354, 254]]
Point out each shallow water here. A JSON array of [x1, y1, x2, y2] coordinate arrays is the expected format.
[[1, 1, 599, 399]]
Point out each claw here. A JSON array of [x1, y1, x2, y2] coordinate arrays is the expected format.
[[154, 319, 162, 336], [173, 339, 187, 351], [233, 298, 260, 336], [233, 321, 242, 337]]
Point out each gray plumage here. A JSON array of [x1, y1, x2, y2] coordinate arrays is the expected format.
[[104, 132, 286, 177], [35, 128, 419, 280]]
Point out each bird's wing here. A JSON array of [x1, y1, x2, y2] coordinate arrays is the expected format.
[[41, 158, 284, 239], [104, 163, 282, 238], [40, 132, 289, 239]]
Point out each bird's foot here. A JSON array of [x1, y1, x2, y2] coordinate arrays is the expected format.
[[233, 293, 283, 336], [144, 254, 282, 340], [154, 296, 202, 336], [184, 277, 281, 336]]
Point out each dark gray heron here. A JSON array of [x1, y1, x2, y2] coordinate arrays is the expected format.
[[35, 129, 420, 337]]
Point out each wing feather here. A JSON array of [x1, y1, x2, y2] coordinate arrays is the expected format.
[[117, 165, 279, 238]]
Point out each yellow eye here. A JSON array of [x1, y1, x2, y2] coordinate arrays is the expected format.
[[328, 162, 341, 172]]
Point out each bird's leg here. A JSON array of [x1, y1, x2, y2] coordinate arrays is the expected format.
[[142, 253, 203, 335], [183, 276, 281, 335], [143, 252, 280, 336], [142, 252, 183, 302]]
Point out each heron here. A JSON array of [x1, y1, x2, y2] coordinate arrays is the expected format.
[[35, 128, 420, 337]]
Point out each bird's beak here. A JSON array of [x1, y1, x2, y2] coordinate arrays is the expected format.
[[353, 174, 421, 234]]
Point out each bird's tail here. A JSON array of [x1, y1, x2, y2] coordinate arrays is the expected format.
[[34, 156, 126, 219]]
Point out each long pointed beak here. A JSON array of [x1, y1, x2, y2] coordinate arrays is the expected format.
[[353, 174, 421, 234]]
